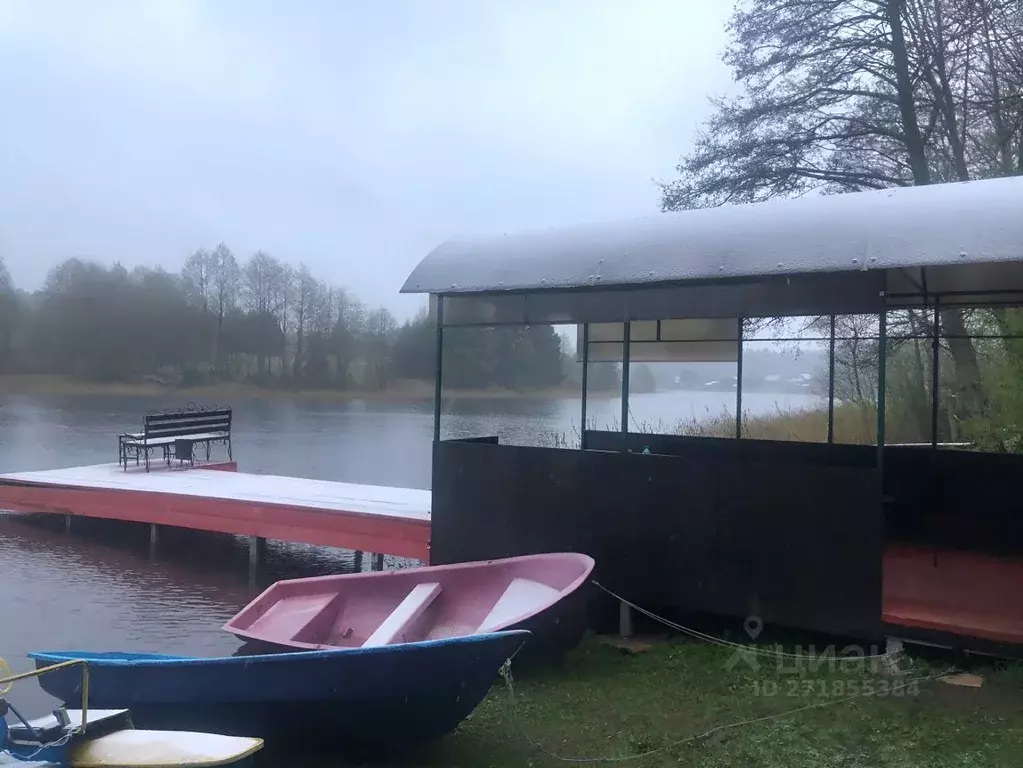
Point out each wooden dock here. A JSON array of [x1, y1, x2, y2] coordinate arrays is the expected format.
[[0, 462, 431, 561]]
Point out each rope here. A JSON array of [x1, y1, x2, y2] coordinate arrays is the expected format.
[[493, 584, 951, 763], [0, 657, 92, 754], [2, 723, 80, 762], [591, 581, 894, 662]]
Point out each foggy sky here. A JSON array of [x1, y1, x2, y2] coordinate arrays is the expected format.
[[0, 1, 731, 318]]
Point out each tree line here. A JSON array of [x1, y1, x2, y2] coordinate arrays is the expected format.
[[0, 246, 569, 392]]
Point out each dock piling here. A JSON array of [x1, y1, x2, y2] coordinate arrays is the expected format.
[[248, 536, 265, 586], [64, 515, 71, 534], [149, 523, 158, 559], [373, 552, 385, 571]]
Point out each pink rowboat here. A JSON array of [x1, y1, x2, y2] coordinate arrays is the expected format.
[[223, 552, 595, 653]]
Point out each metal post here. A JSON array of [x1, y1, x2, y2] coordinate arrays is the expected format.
[[620, 321, 631, 437], [353, 550, 364, 571], [828, 314, 836, 444], [930, 299, 941, 559], [373, 552, 385, 571], [877, 309, 887, 473], [64, 515, 71, 534], [433, 296, 444, 442], [735, 317, 744, 439], [618, 319, 633, 631], [580, 323, 589, 449], [149, 523, 158, 560], [931, 297, 940, 449]]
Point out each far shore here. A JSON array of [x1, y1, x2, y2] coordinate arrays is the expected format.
[[0, 374, 609, 402]]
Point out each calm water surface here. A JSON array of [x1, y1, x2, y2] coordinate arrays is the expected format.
[[0, 389, 818, 715]]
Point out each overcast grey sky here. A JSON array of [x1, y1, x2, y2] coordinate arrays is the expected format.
[[0, 1, 731, 318]]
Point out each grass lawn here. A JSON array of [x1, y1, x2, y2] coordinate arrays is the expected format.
[[396, 636, 1023, 768]]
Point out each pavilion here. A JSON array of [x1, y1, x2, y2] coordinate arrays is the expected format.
[[401, 175, 1023, 653]]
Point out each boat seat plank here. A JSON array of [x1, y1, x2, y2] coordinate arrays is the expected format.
[[247, 593, 338, 640], [362, 582, 442, 647], [477, 578, 560, 633]]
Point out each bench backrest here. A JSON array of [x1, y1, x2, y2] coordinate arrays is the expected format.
[[141, 408, 232, 441]]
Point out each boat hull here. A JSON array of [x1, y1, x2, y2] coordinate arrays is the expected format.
[[29, 631, 528, 750]]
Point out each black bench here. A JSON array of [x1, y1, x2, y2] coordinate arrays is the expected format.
[[119, 406, 233, 471]]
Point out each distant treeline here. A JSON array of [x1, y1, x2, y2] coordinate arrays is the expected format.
[[0, 246, 590, 392]]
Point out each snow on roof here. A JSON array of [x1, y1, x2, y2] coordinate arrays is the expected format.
[[401, 177, 1023, 296]]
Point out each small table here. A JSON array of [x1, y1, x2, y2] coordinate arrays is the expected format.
[[172, 439, 195, 466]]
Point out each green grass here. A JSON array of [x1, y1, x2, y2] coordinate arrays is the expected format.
[[372, 636, 1023, 767]]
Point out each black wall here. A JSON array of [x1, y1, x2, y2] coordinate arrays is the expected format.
[[583, 431, 1023, 556], [432, 438, 884, 641], [885, 447, 1023, 555], [583, 430, 875, 467]]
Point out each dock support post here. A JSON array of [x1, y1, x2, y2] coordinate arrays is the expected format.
[[373, 552, 385, 571], [248, 536, 265, 585], [149, 523, 158, 559], [64, 515, 71, 534], [353, 550, 364, 571]]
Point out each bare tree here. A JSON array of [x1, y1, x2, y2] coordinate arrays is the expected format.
[[662, 0, 1023, 424], [181, 249, 213, 314], [241, 251, 289, 374], [210, 242, 239, 372], [291, 264, 321, 380]]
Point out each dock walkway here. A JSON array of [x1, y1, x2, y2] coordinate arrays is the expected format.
[[0, 463, 431, 561]]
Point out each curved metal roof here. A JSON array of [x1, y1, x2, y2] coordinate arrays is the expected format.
[[401, 176, 1023, 296]]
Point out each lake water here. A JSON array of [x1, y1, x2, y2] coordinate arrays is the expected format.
[[0, 389, 819, 716]]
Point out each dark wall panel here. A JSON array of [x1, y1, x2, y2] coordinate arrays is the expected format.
[[886, 447, 1023, 555], [432, 440, 883, 640], [583, 433, 1023, 555], [583, 430, 876, 467]]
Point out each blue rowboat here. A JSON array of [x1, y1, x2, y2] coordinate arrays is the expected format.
[[28, 631, 528, 750]]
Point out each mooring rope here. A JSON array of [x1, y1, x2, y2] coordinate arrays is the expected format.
[[495, 584, 956, 762], [591, 580, 895, 663], [1, 723, 79, 763], [0, 656, 91, 762]]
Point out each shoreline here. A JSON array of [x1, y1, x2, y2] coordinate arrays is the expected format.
[[0, 374, 601, 402], [0, 374, 825, 406]]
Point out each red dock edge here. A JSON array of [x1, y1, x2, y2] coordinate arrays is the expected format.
[[0, 465, 431, 563]]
